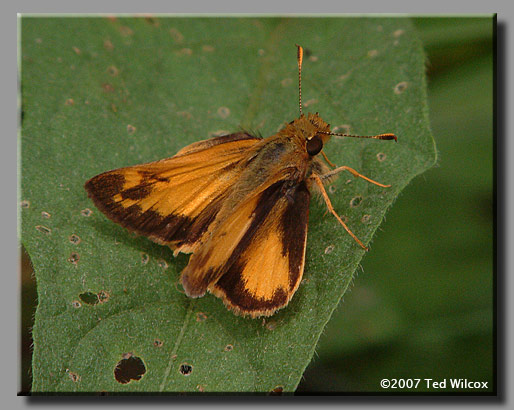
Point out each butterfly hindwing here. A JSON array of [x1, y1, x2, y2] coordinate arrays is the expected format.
[[85, 132, 261, 253], [181, 178, 311, 317]]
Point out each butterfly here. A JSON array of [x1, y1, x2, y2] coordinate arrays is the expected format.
[[85, 45, 396, 318]]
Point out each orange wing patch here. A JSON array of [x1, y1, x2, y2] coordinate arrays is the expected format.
[[85, 133, 260, 253], [181, 179, 311, 317]]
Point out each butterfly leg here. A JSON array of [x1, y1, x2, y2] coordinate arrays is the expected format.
[[321, 165, 391, 188], [310, 173, 368, 251], [320, 150, 337, 168]]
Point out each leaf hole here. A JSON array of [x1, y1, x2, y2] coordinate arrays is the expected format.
[[361, 214, 371, 224], [72, 300, 82, 308], [114, 354, 146, 384], [179, 363, 193, 376], [141, 253, 149, 265], [79, 291, 99, 305], [20, 200, 30, 209], [153, 339, 163, 348], [224, 344, 234, 352], [127, 124, 136, 134], [350, 196, 363, 208]]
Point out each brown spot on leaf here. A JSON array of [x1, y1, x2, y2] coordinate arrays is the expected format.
[[68, 252, 80, 265], [69, 234, 81, 245], [217, 106, 230, 119], [102, 83, 115, 93], [324, 245, 335, 254], [81, 208, 92, 217], [107, 65, 119, 76], [144, 16, 159, 27], [169, 28, 184, 43], [269, 386, 283, 395], [377, 152, 387, 162], [394, 81, 408, 94], [177, 48, 192, 56], [119, 26, 134, 37], [67, 370, 80, 382], [104, 39, 114, 51], [35, 225, 51, 234], [196, 312, 207, 322], [97, 290, 110, 303]]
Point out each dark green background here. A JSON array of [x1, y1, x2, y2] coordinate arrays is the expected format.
[[20, 16, 494, 393]]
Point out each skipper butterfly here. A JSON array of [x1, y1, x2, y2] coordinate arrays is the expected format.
[[85, 45, 396, 317]]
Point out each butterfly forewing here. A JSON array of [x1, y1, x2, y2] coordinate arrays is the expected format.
[[85, 132, 261, 253]]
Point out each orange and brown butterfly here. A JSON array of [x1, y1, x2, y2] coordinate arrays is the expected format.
[[85, 45, 397, 318]]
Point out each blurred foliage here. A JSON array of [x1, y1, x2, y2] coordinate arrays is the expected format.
[[297, 16, 494, 392]]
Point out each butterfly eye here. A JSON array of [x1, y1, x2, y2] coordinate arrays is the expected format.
[[306, 135, 323, 156]]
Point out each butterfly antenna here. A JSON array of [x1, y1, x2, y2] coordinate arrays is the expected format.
[[321, 131, 398, 142], [296, 44, 303, 117]]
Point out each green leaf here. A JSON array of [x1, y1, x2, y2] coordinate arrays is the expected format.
[[21, 17, 435, 393]]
